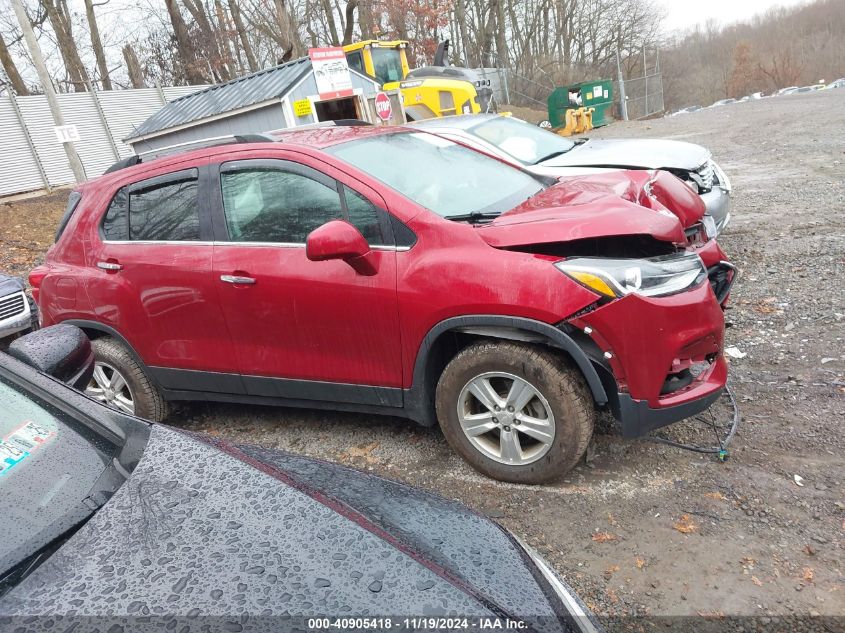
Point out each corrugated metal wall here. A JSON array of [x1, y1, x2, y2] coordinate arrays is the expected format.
[[136, 69, 382, 152], [0, 85, 208, 198], [0, 98, 45, 196], [134, 102, 286, 153]]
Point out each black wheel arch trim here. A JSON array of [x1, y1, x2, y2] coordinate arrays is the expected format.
[[405, 315, 610, 426], [62, 320, 161, 389]]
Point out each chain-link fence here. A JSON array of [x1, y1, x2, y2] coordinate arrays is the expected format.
[[468, 57, 665, 123], [615, 71, 664, 120]]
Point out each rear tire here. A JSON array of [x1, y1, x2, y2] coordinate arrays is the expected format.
[[435, 341, 595, 484], [87, 337, 169, 421]]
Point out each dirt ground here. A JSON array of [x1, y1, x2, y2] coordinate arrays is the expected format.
[[1, 90, 843, 629]]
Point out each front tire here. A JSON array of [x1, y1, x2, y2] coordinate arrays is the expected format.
[[86, 337, 169, 421], [435, 341, 595, 484]]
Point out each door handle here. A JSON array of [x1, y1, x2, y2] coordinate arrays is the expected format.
[[220, 274, 256, 285], [97, 261, 122, 271]]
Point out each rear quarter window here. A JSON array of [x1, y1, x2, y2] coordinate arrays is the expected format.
[[54, 191, 82, 242], [101, 188, 128, 241]]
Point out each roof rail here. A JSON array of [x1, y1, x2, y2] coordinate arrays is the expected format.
[[104, 133, 276, 175], [270, 119, 373, 135]]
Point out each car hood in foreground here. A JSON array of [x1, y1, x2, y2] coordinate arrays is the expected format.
[[540, 138, 710, 171], [475, 179, 686, 249], [1, 425, 585, 630]]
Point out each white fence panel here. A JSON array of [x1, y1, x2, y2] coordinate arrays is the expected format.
[[56, 92, 121, 178], [15, 95, 76, 189], [0, 99, 45, 197], [98, 88, 168, 158], [0, 84, 211, 198]]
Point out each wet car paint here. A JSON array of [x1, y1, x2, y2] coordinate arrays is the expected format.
[[0, 351, 593, 631]]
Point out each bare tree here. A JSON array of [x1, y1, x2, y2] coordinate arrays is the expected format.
[[228, 0, 257, 71], [41, 0, 89, 91], [163, 0, 207, 83], [84, 0, 111, 89], [0, 31, 30, 94], [341, 0, 358, 45], [122, 43, 145, 87]]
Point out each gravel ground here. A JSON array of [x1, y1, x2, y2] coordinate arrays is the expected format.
[[1, 90, 843, 629]]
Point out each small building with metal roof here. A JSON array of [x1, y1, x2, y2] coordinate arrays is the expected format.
[[124, 55, 398, 154]]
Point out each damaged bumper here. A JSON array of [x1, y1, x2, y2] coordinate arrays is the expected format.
[[566, 282, 727, 437], [691, 239, 737, 306], [700, 186, 731, 235]]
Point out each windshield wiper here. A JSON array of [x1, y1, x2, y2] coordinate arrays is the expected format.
[[445, 211, 501, 224], [533, 149, 573, 165]]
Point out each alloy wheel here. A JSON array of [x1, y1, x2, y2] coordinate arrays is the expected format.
[[86, 361, 136, 415], [457, 371, 555, 465]]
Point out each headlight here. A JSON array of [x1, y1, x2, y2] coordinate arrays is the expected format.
[[555, 252, 707, 299], [710, 160, 732, 192]]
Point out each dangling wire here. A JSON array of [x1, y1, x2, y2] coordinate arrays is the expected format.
[[644, 383, 739, 460]]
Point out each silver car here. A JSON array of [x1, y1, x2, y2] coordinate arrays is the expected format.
[[0, 275, 36, 344], [409, 114, 732, 234]]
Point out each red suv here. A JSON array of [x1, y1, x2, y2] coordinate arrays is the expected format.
[[31, 126, 732, 484]]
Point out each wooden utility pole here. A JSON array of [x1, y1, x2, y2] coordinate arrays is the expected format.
[[11, 0, 86, 183]]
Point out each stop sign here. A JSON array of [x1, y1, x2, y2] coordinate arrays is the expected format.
[[374, 92, 392, 121]]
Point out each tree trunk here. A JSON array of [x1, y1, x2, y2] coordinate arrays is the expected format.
[[84, 0, 111, 89], [357, 0, 374, 38], [341, 0, 357, 45], [122, 44, 145, 88], [320, 0, 340, 45], [455, 0, 472, 65], [493, 0, 508, 68], [182, 0, 230, 80], [41, 0, 89, 91], [164, 0, 206, 84], [214, 0, 237, 77], [228, 0, 258, 72], [0, 32, 30, 95], [272, 0, 302, 62]]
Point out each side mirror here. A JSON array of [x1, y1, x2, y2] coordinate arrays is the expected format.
[[306, 220, 375, 274], [7, 324, 95, 391]]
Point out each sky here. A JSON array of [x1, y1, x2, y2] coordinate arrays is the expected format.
[[657, 0, 810, 34]]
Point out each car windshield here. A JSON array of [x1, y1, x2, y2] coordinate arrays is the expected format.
[[468, 116, 576, 165], [327, 132, 544, 219], [0, 374, 121, 582]]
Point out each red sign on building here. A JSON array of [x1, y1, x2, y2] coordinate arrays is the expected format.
[[309, 47, 354, 100]]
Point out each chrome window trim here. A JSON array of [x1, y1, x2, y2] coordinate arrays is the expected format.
[[102, 240, 215, 246], [100, 240, 411, 252], [211, 241, 411, 252]]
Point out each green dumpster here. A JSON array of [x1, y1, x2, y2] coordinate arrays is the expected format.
[[547, 79, 614, 128]]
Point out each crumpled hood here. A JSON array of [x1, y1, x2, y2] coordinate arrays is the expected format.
[[542, 138, 710, 172], [2, 426, 572, 626], [476, 179, 686, 249]]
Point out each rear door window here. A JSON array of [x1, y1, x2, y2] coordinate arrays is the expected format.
[[129, 174, 200, 241], [101, 170, 200, 242]]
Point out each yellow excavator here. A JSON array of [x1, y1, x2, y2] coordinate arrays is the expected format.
[[342, 39, 492, 120]]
